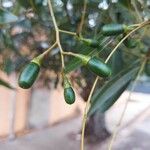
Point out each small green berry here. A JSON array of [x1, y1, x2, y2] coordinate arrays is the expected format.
[[87, 57, 112, 77], [63, 75, 75, 105], [64, 87, 75, 104], [18, 62, 40, 89]]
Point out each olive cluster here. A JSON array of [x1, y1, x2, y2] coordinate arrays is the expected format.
[[18, 23, 149, 104]]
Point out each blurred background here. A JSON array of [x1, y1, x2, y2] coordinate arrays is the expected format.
[[0, 0, 150, 150]]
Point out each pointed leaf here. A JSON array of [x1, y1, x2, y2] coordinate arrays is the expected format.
[[88, 60, 140, 116], [111, 49, 124, 76]]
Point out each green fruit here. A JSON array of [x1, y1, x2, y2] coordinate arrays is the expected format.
[[81, 38, 99, 48], [102, 24, 127, 36], [145, 62, 150, 76], [87, 57, 112, 77], [63, 75, 75, 105], [64, 87, 75, 104], [18, 62, 40, 89], [123, 38, 137, 49]]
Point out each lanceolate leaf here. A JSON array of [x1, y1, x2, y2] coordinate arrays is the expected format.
[[88, 60, 141, 116], [0, 8, 18, 25], [0, 78, 15, 89], [111, 49, 124, 76]]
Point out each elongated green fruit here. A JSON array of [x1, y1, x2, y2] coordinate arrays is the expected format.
[[69, 53, 111, 77], [87, 57, 112, 77], [18, 62, 40, 89], [81, 38, 99, 48], [102, 24, 127, 36], [63, 75, 75, 104]]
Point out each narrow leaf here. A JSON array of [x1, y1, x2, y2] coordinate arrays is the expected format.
[[88, 60, 140, 116], [111, 49, 124, 76]]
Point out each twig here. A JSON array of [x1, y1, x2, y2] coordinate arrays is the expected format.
[[80, 76, 99, 150], [47, 0, 65, 68], [59, 29, 77, 36], [38, 42, 57, 59], [78, 0, 88, 34], [131, 0, 143, 22]]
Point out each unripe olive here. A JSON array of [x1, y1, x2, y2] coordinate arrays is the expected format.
[[102, 24, 127, 36], [81, 38, 99, 48], [145, 61, 150, 76], [64, 87, 75, 104], [87, 57, 111, 77], [18, 62, 40, 89], [63, 75, 75, 105]]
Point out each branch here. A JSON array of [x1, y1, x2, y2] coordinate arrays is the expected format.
[[47, 0, 65, 68], [78, 0, 88, 35], [108, 58, 147, 150], [80, 20, 150, 150]]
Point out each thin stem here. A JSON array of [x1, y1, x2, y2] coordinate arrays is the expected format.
[[62, 51, 81, 57], [62, 37, 112, 58], [47, 0, 65, 68], [131, 0, 143, 22], [108, 58, 147, 150], [78, 0, 88, 34], [128, 23, 141, 28], [56, 31, 65, 68], [80, 76, 99, 150], [80, 20, 150, 150], [32, 42, 57, 65], [39, 42, 57, 58], [47, 0, 58, 30], [59, 29, 77, 36], [105, 20, 150, 63]]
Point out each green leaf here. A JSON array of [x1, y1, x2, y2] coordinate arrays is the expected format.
[[88, 60, 140, 116], [118, 0, 132, 9], [3, 59, 14, 75], [0, 8, 18, 25], [0, 78, 15, 89], [111, 49, 124, 76]]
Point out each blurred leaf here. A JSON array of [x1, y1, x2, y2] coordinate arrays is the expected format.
[[111, 49, 124, 76], [118, 0, 132, 9], [0, 78, 15, 89], [16, 0, 30, 8], [88, 60, 140, 116], [3, 59, 14, 75], [0, 8, 18, 25]]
